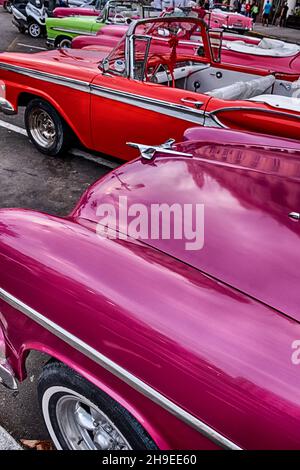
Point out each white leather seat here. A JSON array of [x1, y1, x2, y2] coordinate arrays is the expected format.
[[206, 75, 275, 101]]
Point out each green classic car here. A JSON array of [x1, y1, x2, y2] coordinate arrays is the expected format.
[[46, 1, 141, 48]]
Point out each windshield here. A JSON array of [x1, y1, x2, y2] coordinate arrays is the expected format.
[[100, 1, 142, 23], [104, 17, 212, 79]]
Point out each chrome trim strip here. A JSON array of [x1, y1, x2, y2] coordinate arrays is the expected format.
[[51, 27, 97, 36], [0, 287, 241, 450], [0, 62, 90, 92], [211, 106, 300, 122], [0, 62, 206, 123], [91, 84, 207, 125], [0, 61, 208, 124]]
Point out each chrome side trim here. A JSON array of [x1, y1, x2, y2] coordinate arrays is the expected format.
[[211, 106, 300, 122], [51, 27, 97, 36], [91, 84, 207, 125], [0, 288, 241, 450], [0, 62, 90, 93], [0, 62, 208, 125]]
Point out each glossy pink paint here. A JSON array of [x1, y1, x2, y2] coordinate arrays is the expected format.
[[1, 129, 300, 449]]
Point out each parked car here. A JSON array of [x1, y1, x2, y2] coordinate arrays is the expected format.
[[46, 0, 141, 48], [53, 0, 107, 18], [208, 5, 253, 32], [1, 127, 300, 450], [0, 16, 299, 160], [0, 0, 13, 12], [72, 20, 300, 76]]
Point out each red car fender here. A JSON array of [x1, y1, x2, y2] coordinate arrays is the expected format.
[[2, 77, 94, 150]]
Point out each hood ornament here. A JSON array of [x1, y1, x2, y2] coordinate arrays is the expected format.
[[127, 139, 193, 161]]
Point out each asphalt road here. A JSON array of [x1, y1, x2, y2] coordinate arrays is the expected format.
[[0, 9, 114, 443]]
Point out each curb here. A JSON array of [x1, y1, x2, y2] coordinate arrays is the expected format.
[[0, 425, 22, 450]]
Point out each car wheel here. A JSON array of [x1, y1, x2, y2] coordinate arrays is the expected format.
[[56, 37, 72, 49], [38, 362, 158, 450], [25, 99, 72, 156], [28, 22, 42, 38]]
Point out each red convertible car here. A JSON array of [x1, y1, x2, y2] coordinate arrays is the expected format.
[[1, 127, 300, 450], [0, 16, 299, 159]]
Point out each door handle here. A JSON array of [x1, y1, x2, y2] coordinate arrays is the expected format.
[[180, 98, 204, 109]]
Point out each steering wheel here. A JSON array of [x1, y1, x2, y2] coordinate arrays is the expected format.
[[145, 54, 175, 87]]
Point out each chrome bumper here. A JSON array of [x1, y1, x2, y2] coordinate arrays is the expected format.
[[0, 97, 16, 115], [0, 361, 18, 390]]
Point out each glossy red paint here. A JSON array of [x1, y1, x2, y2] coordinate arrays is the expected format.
[[1, 129, 300, 449], [0, 17, 299, 160], [208, 7, 253, 31]]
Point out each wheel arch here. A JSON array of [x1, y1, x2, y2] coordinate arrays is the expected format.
[[17, 91, 87, 147], [54, 35, 73, 48], [17, 343, 170, 450]]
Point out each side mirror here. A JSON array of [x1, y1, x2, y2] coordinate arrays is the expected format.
[[99, 58, 109, 73]]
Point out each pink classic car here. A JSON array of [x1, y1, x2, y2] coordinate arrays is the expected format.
[[209, 5, 253, 32], [53, 0, 105, 17], [53, 0, 253, 31], [1, 128, 300, 450], [72, 21, 300, 76]]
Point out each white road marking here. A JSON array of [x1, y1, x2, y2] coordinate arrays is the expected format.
[[17, 43, 47, 51], [6, 37, 19, 52], [70, 148, 118, 169], [0, 119, 27, 136], [0, 118, 119, 169]]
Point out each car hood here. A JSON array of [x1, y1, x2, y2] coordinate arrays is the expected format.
[[0, 49, 108, 81], [71, 129, 300, 321]]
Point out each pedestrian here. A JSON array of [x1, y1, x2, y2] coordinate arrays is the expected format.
[[262, 0, 272, 26], [240, 1, 246, 14], [245, 1, 251, 17], [233, 0, 239, 12], [279, 1, 289, 27], [251, 1, 259, 23]]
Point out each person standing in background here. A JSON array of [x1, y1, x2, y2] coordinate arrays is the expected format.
[[262, 0, 272, 26], [279, 1, 289, 27], [251, 1, 259, 23], [240, 1, 246, 14], [245, 1, 251, 16]]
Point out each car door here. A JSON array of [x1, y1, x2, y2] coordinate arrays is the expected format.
[[90, 36, 212, 160]]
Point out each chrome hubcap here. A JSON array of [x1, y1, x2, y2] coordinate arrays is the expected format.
[[29, 23, 41, 37], [56, 395, 131, 450], [28, 109, 56, 149]]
